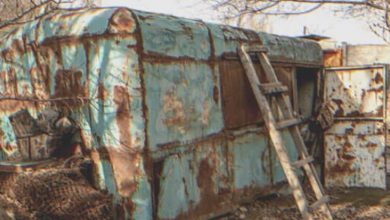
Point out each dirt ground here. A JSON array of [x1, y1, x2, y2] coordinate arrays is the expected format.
[[222, 188, 390, 220]]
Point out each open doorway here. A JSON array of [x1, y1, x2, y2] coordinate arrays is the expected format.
[[295, 67, 319, 120]]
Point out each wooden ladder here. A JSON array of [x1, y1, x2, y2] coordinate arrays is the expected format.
[[237, 45, 333, 220]]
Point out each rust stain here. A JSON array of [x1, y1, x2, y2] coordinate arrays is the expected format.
[[201, 101, 209, 125], [323, 49, 343, 67], [175, 158, 226, 220], [345, 128, 354, 135], [113, 85, 132, 149], [10, 39, 25, 55], [213, 86, 219, 104], [340, 142, 355, 161], [116, 198, 135, 220], [367, 142, 378, 153], [374, 72, 384, 84], [109, 8, 135, 34], [142, 52, 209, 64], [30, 44, 51, 98], [181, 24, 194, 40], [197, 159, 217, 199], [53, 69, 86, 107], [98, 83, 108, 101], [357, 134, 366, 141], [21, 84, 31, 97], [345, 111, 360, 117], [376, 125, 384, 134], [0, 100, 34, 114], [5, 68, 18, 96], [54, 69, 84, 97], [162, 89, 187, 132], [332, 99, 344, 117], [328, 160, 355, 177], [30, 67, 50, 100], [328, 144, 356, 177], [100, 147, 141, 198], [0, 69, 35, 113], [2, 49, 15, 62]]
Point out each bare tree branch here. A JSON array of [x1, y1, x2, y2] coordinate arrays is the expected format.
[[263, 3, 323, 15], [0, 0, 96, 29], [205, 0, 390, 41]]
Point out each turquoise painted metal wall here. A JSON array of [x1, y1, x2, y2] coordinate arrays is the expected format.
[[0, 7, 322, 220]]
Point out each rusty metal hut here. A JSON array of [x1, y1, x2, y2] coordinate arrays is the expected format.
[[0, 8, 323, 219]]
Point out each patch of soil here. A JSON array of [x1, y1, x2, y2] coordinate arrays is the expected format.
[[221, 188, 390, 220]]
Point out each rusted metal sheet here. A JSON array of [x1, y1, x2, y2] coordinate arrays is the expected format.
[[228, 132, 271, 190], [325, 67, 385, 118], [150, 128, 297, 220], [344, 44, 390, 66], [257, 32, 323, 66], [0, 8, 152, 220], [207, 23, 261, 58], [0, 6, 324, 220], [154, 138, 230, 220], [207, 23, 323, 67], [324, 66, 386, 189], [142, 60, 223, 150], [323, 49, 343, 67], [135, 11, 211, 60], [325, 121, 385, 188], [227, 129, 298, 193]]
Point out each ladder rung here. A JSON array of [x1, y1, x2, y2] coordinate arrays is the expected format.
[[244, 45, 268, 53], [292, 156, 314, 168], [310, 195, 330, 210], [276, 118, 302, 129], [260, 83, 288, 94]]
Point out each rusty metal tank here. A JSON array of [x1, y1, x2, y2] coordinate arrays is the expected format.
[[0, 7, 322, 219]]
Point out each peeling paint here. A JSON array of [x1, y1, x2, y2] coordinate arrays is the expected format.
[[324, 66, 386, 189], [325, 67, 384, 118]]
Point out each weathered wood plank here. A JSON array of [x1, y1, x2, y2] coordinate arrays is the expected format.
[[292, 156, 314, 168], [276, 118, 302, 130], [260, 83, 288, 95]]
